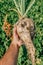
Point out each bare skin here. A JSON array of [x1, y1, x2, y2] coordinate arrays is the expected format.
[[0, 26, 22, 65]]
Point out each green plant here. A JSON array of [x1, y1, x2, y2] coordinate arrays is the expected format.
[[0, 0, 43, 65], [13, 0, 35, 18]]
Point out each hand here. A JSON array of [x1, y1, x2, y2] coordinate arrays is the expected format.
[[12, 26, 22, 47]]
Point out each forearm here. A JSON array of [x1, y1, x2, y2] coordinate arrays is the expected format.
[[0, 43, 19, 65]]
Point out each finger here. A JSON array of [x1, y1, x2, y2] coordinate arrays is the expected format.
[[13, 26, 19, 40], [13, 26, 17, 37], [17, 40, 23, 47], [13, 26, 17, 34]]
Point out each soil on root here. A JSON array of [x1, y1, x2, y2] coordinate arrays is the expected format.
[[17, 18, 36, 65]]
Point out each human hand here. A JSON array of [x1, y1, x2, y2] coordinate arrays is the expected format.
[[12, 26, 23, 47]]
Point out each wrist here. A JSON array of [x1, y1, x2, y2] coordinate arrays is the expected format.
[[11, 39, 22, 48], [11, 41, 20, 49]]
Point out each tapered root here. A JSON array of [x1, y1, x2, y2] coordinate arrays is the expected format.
[[17, 18, 36, 65]]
